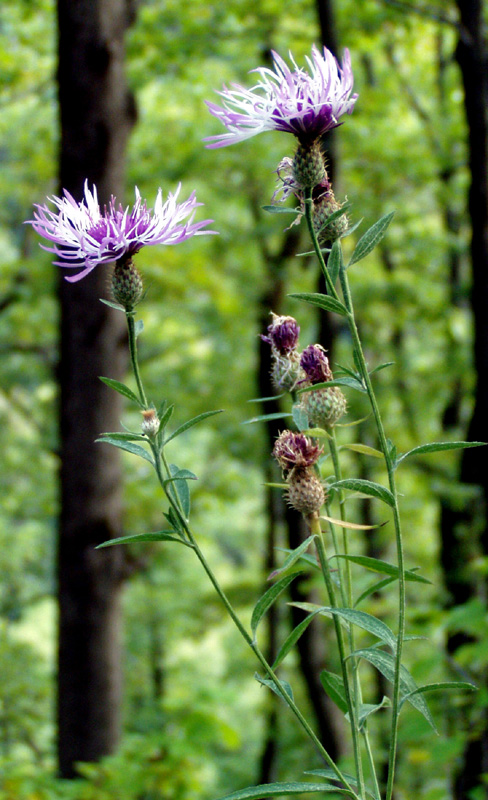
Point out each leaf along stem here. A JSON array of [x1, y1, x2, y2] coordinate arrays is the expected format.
[[126, 311, 148, 408]]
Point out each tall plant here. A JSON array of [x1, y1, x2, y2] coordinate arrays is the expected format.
[[28, 44, 480, 800]]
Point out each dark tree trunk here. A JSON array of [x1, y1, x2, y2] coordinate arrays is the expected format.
[[439, 3, 488, 797], [56, 0, 137, 778]]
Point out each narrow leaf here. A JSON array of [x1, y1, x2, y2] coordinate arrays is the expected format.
[[332, 554, 431, 585], [164, 468, 198, 483], [318, 607, 397, 650], [96, 530, 193, 549], [168, 462, 190, 518], [247, 394, 284, 403], [95, 436, 154, 466], [251, 573, 300, 637], [352, 697, 391, 729], [297, 377, 365, 394], [100, 298, 125, 312], [339, 443, 384, 459], [397, 441, 486, 465], [268, 535, 315, 580], [369, 361, 395, 375], [320, 670, 348, 714], [159, 404, 175, 430], [99, 376, 142, 407], [399, 681, 477, 710], [331, 478, 395, 508], [320, 514, 378, 531], [243, 412, 292, 425], [164, 409, 223, 444], [262, 205, 300, 214], [215, 782, 355, 800], [164, 507, 185, 535], [354, 577, 396, 607], [340, 217, 363, 238], [98, 431, 146, 442], [292, 403, 309, 431], [272, 611, 322, 669], [304, 770, 374, 800], [254, 673, 294, 702], [315, 202, 352, 235], [348, 212, 395, 267], [326, 240, 343, 287], [350, 647, 437, 730], [288, 292, 348, 317]]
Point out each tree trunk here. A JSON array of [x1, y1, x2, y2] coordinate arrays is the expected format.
[[56, 0, 136, 778]]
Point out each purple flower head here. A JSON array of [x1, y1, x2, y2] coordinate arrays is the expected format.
[[27, 181, 215, 282], [300, 344, 333, 384], [273, 430, 323, 471], [261, 312, 300, 354], [204, 45, 358, 149]]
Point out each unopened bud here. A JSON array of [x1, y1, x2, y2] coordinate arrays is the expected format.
[[293, 141, 326, 189], [141, 408, 160, 438], [287, 466, 326, 516], [112, 257, 143, 311]]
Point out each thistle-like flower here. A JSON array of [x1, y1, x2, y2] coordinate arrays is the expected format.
[[27, 181, 215, 282], [262, 313, 303, 392], [299, 344, 347, 427], [300, 344, 333, 384], [273, 430, 325, 517], [273, 430, 323, 473], [262, 313, 300, 354], [204, 45, 358, 149]]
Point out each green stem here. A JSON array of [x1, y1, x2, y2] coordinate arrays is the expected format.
[[311, 515, 366, 800], [126, 312, 148, 408], [304, 191, 405, 800]]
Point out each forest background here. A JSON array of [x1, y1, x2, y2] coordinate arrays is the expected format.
[[1, 0, 487, 799]]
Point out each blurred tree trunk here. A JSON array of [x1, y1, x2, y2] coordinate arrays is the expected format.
[[56, 0, 137, 778], [440, 2, 488, 797]]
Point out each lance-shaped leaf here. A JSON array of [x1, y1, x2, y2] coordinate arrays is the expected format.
[[97, 431, 146, 443], [346, 697, 391, 730], [330, 478, 395, 508], [305, 770, 374, 800], [167, 463, 191, 518], [96, 530, 194, 549], [326, 240, 343, 287], [251, 573, 301, 638], [100, 298, 125, 312], [320, 607, 398, 650], [399, 681, 477, 710], [396, 440, 486, 466], [254, 673, 294, 702], [268, 535, 315, 580], [99, 376, 143, 407], [272, 610, 322, 669], [332, 554, 431, 585], [243, 411, 292, 425], [320, 514, 378, 531], [214, 782, 356, 800], [320, 669, 348, 714], [164, 409, 223, 444], [315, 202, 352, 236], [350, 647, 436, 731], [95, 436, 154, 466], [348, 212, 395, 267], [262, 205, 301, 214], [292, 403, 310, 431], [339, 443, 384, 459], [288, 291, 348, 317]]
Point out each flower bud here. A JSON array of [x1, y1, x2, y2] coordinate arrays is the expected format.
[[141, 408, 160, 438], [112, 257, 143, 311], [287, 466, 325, 516], [262, 313, 300, 354], [262, 313, 303, 392], [300, 344, 332, 383], [273, 430, 323, 472], [299, 344, 346, 427]]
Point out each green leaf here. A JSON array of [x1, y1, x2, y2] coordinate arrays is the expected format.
[[100, 298, 125, 312], [251, 573, 300, 638], [326, 240, 343, 287], [399, 681, 477, 710], [369, 361, 395, 375], [254, 673, 294, 702], [262, 205, 300, 214], [243, 412, 292, 425], [339, 443, 384, 459], [99, 376, 143, 407], [215, 782, 355, 800], [341, 217, 363, 238], [97, 431, 146, 442], [168, 463, 191, 518], [350, 647, 437, 731], [268, 535, 315, 580], [292, 403, 309, 431], [321, 607, 397, 650], [164, 468, 198, 483], [351, 697, 391, 730], [332, 555, 431, 585], [354, 577, 397, 607], [330, 478, 395, 507], [348, 212, 395, 267], [164, 409, 223, 444], [95, 436, 154, 466], [96, 530, 193, 549], [304, 770, 374, 799], [159, 404, 175, 430], [164, 507, 185, 536], [272, 611, 322, 669], [247, 394, 284, 403], [397, 441, 486, 465], [288, 292, 348, 317], [320, 670, 348, 714], [297, 377, 365, 394], [315, 202, 352, 235]]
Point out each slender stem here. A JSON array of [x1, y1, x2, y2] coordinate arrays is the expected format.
[[126, 312, 148, 408], [304, 193, 406, 800], [310, 516, 366, 800]]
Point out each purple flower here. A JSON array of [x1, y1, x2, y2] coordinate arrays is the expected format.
[[27, 181, 215, 282], [300, 344, 333, 384], [273, 430, 323, 471], [261, 313, 300, 354], [204, 45, 357, 149]]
